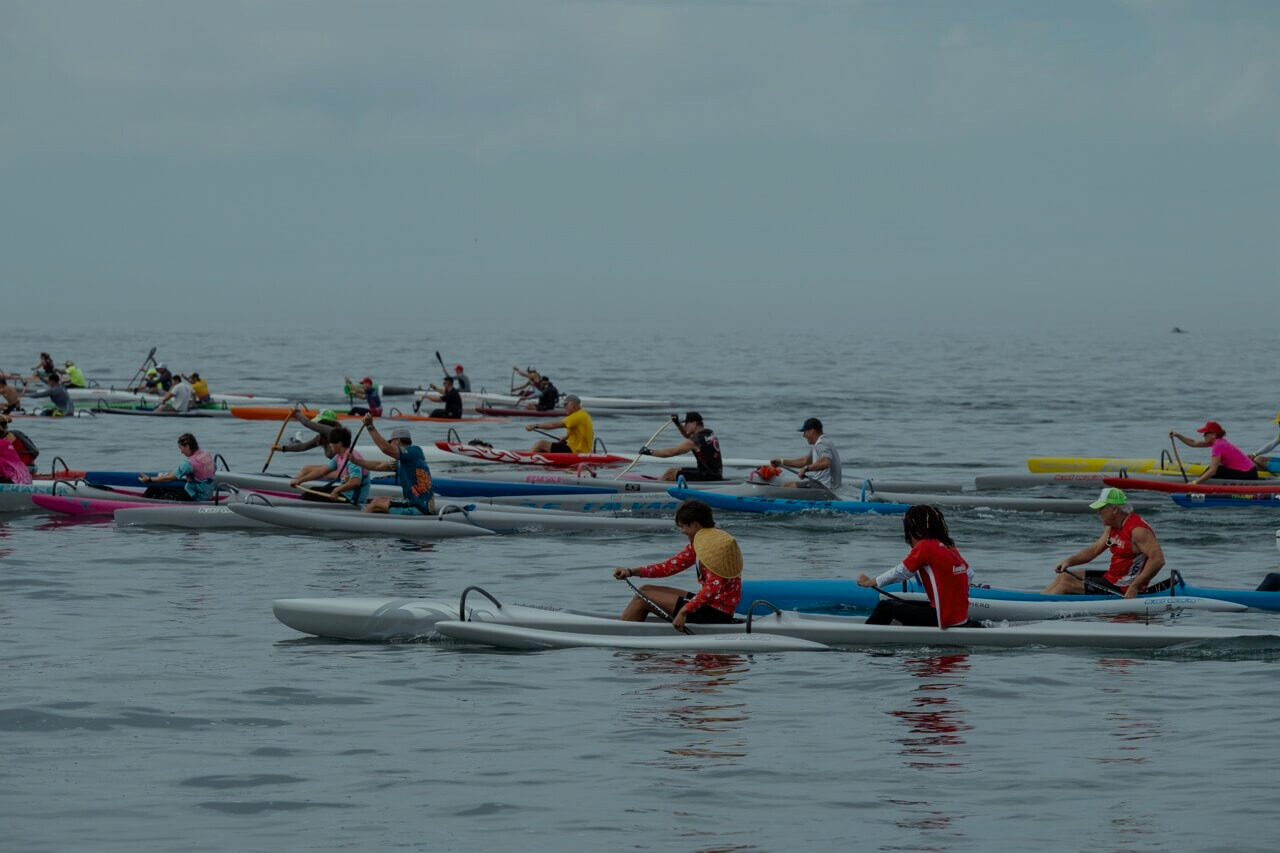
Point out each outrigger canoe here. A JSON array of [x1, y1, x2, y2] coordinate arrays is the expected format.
[[1028, 457, 1209, 475], [1103, 477, 1280, 495], [272, 590, 1246, 643], [738, 573, 1280, 613], [1171, 494, 1280, 509], [273, 591, 1278, 651], [434, 441, 630, 467], [229, 406, 507, 423], [667, 486, 909, 515]]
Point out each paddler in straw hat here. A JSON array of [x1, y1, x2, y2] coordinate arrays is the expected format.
[[614, 499, 742, 631]]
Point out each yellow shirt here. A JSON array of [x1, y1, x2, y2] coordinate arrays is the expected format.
[[563, 408, 594, 455], [191, 379, 210, 400]]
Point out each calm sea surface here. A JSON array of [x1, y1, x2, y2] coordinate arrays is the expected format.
[[3, 324, 1278, 852]]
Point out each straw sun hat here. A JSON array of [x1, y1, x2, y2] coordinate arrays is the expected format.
[[693, 528, 743, 579]]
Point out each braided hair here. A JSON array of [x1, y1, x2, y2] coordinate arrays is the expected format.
[[902, 504, 954, 548]]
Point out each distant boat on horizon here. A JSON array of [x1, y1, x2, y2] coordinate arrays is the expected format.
[[1172, 327, 1189, 333]]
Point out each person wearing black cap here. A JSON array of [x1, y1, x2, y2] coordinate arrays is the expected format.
[[424, 376, 463, 419], [771, 417, 842, 489], [529, 375, 560, 412], [360, 414, 436, 515], [640, 412, 723, 482]]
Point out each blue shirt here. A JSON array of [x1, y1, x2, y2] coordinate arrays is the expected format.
[[327, 454, 371, 507], [175, 458, 216, 501], [396, 444, 434, 512]]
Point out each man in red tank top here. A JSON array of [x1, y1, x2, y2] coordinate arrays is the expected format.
[[1043, 487, 1166, 599]]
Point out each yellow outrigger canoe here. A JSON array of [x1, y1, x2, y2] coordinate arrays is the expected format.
[[1027, 457, 1209, 475]]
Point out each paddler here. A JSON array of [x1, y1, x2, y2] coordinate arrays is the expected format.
[[1247, 411, 1280, 475], [423, 376, 463, 419], [0, 378, 25, 415], [640, 412, 724, 482], [156, 374, 194, 411], [0, 416, 34, 484], [139, 432, 217, 501], [452, 364, 471, 392], [512, 365, 542, 400], [289, 426, 370, 505], [526, 394, 593, 453], [41, 374, 74, 417], [346, 376, 383, 417], [188, 372, 211, 404], [1042, 487, 1166, 599], [771, 417, 842, 489], [31, 352, 58, 384], [857, 505, 975, 628], [273, 406, 341, 456], [63, 360, 86, 388], [359, 415, 435, 515], [1171, 421, 1259, 482], [613, 499, 742, 631]]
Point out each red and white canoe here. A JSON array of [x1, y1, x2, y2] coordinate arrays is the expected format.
[[433, 441, 629, 467], [1103, 476, 1280, 495]]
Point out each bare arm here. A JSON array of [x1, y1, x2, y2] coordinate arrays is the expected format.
[[1169, 431, 1210, 448], [525, 417, 568, 432], [1123, 526, 1166, 598], [1192, 457, 1221, 484], [363, 417, 399, 457], [649, 438, 694, 459], [1053, 531, 1109, 573]]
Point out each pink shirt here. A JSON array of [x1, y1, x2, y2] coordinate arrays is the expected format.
[[1211, 437, 1254, 473]]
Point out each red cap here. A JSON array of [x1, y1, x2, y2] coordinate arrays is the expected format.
[[1196, 420, 1225, 436], [454, 364, 464, 372], [360, 376, 373, 385]]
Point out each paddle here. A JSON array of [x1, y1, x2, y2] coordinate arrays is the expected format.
[[614, 415, 679, 480], [622, 575, 694, 634], [296, 484, 353, 503], [1060, 567, 1124, 597], [869, 584, 932, 607], [333, 422, 368, 482], [127, 347, 158, 391], [434, 351, 449, 382], [261, 408, 295, 472], [1169, 433, 1189, 483]]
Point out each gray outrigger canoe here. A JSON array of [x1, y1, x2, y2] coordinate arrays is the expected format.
[[272, 591, 1256, 648]]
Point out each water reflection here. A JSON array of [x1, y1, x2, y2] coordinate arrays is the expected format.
[[620, 652, 751, 769], [889, 653, 972, 772]]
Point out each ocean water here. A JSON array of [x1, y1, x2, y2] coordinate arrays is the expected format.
[[3, 324, 1279, 852]]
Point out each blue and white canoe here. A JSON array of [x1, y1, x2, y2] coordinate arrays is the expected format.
[[1171, 493, 1280, 509], [668, 486, 910, 515], [738, 576, 1277, 612]]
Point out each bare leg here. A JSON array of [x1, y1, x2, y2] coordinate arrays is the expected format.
[[1042, 572, 1087, 595], [620, 585, 686, 621]]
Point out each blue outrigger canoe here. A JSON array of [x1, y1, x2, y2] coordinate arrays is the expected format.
[[1172, 493, 1280, 509], [738, 571, 1280, 613], [668, 486, 910, 515]]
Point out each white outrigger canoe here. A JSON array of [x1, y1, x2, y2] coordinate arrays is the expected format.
[[65, 387, 289, 406], [414, 390, 673, 412], [273, 591, 1259, 649]]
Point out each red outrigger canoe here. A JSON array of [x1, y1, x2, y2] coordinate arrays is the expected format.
[[1103, 476, 1280, 495]]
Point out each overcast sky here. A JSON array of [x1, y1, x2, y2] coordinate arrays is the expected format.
[[2, 1, 1276, 331]]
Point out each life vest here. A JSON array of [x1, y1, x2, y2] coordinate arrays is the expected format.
[[8, 429, 38, 466], [185, 449, 216, 482]]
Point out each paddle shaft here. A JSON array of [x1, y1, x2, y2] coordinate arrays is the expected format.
[[614, 416, 678, 480], [435, 351, 449, 381], [1169, 434, 1189, 483], [262, 409, 295, 472], [127, 347, 158, 391], [295, 485, 352, 503], [1061, 567, 1124, 597], [623, 576, 694, 634], [871, 585, 932, 608], [333, 422, 367, 482]]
